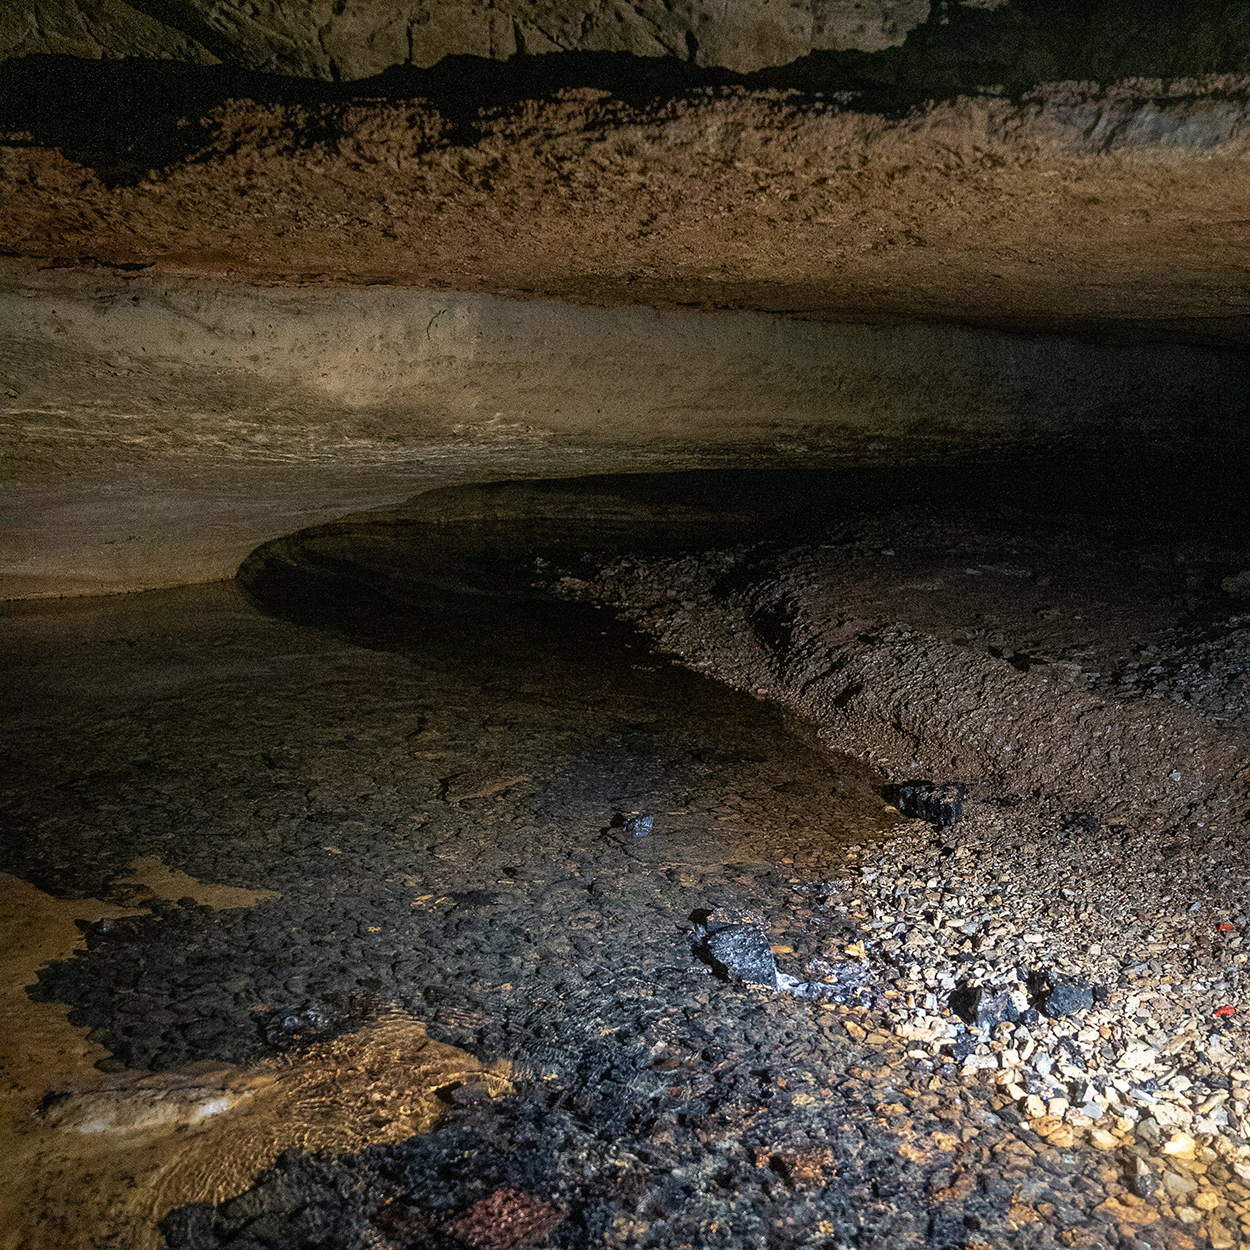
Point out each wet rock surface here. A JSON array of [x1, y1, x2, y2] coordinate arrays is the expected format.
[[4, 462, 1250, 1248]]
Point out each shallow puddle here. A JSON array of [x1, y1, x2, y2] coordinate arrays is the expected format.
[[1, 493, 899, 1247], [0, 874, 510, 1250]]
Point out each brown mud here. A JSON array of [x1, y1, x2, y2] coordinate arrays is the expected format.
[[3, 75, 1250, 343]]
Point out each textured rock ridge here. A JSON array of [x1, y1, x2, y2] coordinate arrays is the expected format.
[[2, 0, 930, 77]]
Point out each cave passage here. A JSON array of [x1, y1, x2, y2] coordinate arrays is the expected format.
[[4, 461, 1249, 1249]]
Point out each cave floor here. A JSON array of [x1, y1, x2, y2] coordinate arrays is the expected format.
[[0, 549, 1246, 1250]]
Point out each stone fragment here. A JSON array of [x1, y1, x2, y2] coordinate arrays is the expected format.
[[39, 1075, 250, 1135], [1094, 1196, 1158, 1227], [896, 782, 966, 828], [1208, 1220, 1234, 1248], [1163, 1132, 1198, 1160], [1060, 812, 1099, 836], [950, 983, 1020, 1031], [1038, 979, 1095, 1018], [1153, 1100, 1193, 1130], [705, 925, 780, 990], [1132, 1159, 1157, 1198], [1163, 1170, 1199, 1197]]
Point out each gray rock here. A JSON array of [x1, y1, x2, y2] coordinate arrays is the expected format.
[[705, 925, 779, 990], [1132, 1159, 1157, 1198]]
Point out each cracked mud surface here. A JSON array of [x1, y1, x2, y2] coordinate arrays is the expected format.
[[4, 462, 1250, 1248]]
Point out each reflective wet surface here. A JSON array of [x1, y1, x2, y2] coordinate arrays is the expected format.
[[2, 546, 894, 1247], [6, 461, 1249, 1248]]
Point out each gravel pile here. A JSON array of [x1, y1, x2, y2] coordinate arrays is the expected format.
[[777, 804, 1250, 1243], [537, 492, 1250, 1246]]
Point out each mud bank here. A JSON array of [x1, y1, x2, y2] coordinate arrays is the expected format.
[[551, 521, 1250, 830], [243, 464, 1250, 834]]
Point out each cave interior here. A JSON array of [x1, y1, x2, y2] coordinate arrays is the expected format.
[[2, 4, 1250, 1249]]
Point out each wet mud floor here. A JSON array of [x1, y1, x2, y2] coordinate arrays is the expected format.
[[3, 463, 1246, 1249], [1, 564, 905, 1250]]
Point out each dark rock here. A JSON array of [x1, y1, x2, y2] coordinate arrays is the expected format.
[[950, 1030, 977, 1061], [443, 1080, 494, 1107], [1060, 812, 1099, 836], [374, 1200, 432, 1241], [260, 1007, 336, 1049], [704, 925, 780, 990], [949, 983, 1019, 1030], [1037, 979, 1095, 1018], [896, 782, 966, 828]]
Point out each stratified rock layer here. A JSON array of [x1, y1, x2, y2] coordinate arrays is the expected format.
[[4, 0, 931, 77]]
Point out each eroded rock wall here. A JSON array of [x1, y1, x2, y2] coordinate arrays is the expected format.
[[6, 0, 1250, 81], [3, 273, 1245, 598], [3, 0, 931, 77]]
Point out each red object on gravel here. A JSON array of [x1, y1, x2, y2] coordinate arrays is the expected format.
[[1215, 1005, 1236, 1017], [1218, 923, 1235, 931]]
